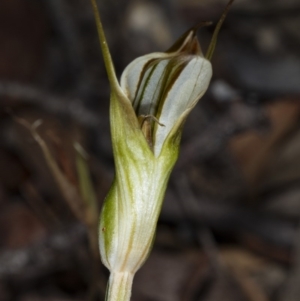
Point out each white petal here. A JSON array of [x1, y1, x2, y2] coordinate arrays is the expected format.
[[153, 57, 212, 156], [120, 52, 172, 103]]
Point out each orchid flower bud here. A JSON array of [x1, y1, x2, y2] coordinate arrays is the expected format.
[[90, 1, 234, 300]]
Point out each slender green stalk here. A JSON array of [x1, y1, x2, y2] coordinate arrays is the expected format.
[[105, 272, 134, 301]]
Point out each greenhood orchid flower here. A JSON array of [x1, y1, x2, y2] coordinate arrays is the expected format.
[[90, 1, 234, 300]]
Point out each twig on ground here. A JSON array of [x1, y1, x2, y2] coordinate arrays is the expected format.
[[0, 81, 101, 127]]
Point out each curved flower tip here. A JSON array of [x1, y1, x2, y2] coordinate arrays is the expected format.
[[120, 26, 212, 157]]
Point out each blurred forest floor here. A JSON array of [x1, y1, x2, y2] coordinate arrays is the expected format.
[[1, 0, 300, 300]]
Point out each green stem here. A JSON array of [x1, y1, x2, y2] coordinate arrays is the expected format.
[[105, 272, 134, 301]]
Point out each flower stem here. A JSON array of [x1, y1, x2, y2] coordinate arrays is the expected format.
[[105, 272, 134, 301]]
